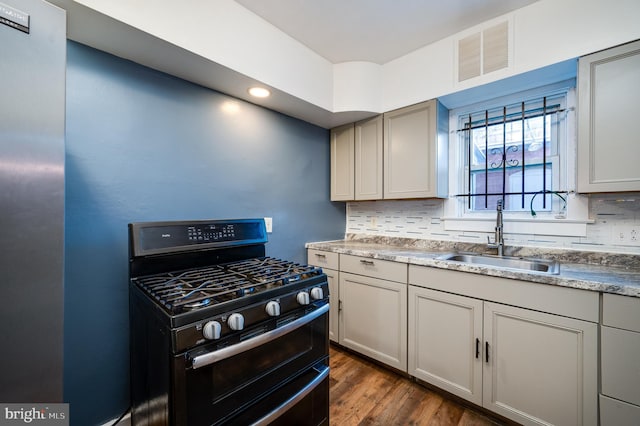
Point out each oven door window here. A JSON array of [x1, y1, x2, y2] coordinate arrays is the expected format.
[[175, 310, 328, 426]]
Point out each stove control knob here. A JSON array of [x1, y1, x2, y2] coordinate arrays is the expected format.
[[227, 313, 245, 331], [296, 291, 310, 306], [310, 287, 324, 300], [203, 320, 222, 340], [265, 300, 281, 317]]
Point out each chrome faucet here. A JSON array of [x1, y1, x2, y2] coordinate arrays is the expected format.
[[487, 199, 504, 256]]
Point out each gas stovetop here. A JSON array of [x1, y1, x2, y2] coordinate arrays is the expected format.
[[133, 257, 324, 315]]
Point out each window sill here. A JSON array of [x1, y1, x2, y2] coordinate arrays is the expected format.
[[442, 216, 594, 237]]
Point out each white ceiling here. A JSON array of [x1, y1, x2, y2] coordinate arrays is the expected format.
[[48, 0, 554, 128], [234, 0, 539, 64]]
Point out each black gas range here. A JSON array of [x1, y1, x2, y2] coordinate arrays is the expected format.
[[128, 219, 330, 426]]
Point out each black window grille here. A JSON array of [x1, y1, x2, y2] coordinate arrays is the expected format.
[[456, 95, 568, 214]]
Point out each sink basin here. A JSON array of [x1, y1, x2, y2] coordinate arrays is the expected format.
[[439, 253, 560, 274]]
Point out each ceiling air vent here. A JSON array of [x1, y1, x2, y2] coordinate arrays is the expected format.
[[458, 32, 481, 82], [457, 21, 510, 82]]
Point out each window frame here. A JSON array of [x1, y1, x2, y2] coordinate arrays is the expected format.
[[442, 79, 591, 237], [460, 93, 564, 215]]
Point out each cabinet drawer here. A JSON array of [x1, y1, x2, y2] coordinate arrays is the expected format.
[[340, 254, 407, 283], [603, 293, 640, 332], [602, 326, 640, 406], [307, 249, 339, 270], [600, 394, 640, 425]]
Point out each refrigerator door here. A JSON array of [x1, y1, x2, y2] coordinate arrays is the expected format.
[[0, 0, 66, 402]]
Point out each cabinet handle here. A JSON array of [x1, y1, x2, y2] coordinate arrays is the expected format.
[[359, 259, 375, 266], [338, 300, 343, 312], [314, 253, 326, 258], [485, 341, 489, 363], [475, 338, 480, 359]]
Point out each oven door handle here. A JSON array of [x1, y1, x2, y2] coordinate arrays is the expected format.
[[251, 364, 329, 426], [191, 302, 329, 369]]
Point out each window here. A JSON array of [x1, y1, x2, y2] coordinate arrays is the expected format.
[[443, 79, 590, 238], [456, 90, 568, 216]]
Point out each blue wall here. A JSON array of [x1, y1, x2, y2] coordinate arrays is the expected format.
[[64, 41, 345, 425]]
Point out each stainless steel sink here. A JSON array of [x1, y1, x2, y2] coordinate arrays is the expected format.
[[438, 253, 560, 274]]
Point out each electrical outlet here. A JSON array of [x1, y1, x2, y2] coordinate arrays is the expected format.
[[264, 217, 273, 233], [612, 225, 640, 246]]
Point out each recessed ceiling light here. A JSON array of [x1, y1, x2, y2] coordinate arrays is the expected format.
[[248, 87, 271, 98]]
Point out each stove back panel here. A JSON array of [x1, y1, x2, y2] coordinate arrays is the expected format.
[[129, 219, 268, 278], [129, 219, 267, 258]]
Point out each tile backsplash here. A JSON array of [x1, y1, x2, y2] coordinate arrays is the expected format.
[[346, 194, 640, 255]]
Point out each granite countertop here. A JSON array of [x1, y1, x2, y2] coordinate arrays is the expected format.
[[306, 237, 640, 298]]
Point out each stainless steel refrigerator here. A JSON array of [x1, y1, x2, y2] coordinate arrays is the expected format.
[[0, 0, 65, 402]]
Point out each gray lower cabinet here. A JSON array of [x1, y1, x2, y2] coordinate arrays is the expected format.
[[600, 294, 640, 425], [323, 268, 339, 343], [577, 39, 640, 192], [408, 287, 483, 404], [308, 247, 603, 424], [339, 272, 407, 371], [308, 250, 409, 371], [339, 255, 408, 372], [307, 249, 340, 342], [409, 265, 598, 426], [482, 302, 597, 426]]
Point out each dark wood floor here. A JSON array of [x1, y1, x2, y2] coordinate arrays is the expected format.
[[329, 345, 502, 426]]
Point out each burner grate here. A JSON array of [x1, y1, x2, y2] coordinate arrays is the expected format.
[[133, 257, 322, 314]]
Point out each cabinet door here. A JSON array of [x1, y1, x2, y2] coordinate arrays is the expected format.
[[383, 100, 447, 199], [330, 123, 355, 201], [408, 287, 483, 405], [578, 40, 640, 192], [483, 302, 597, 426], [601, 293, 640, 412], [355, 115, 383, 200], [325, 268, 339, 343], [307, 250, 340, 342], [339, 272, 407, 371], [602, 326, 640, 406]]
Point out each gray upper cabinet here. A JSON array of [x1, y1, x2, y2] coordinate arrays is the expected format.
[[355, 115, 383, 200], [577, 39, 640, 193], [331, 99, 449, 201], [330, 123, 355, 201], [383, 99, 449, 199], [330, 115, 383, 201]]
